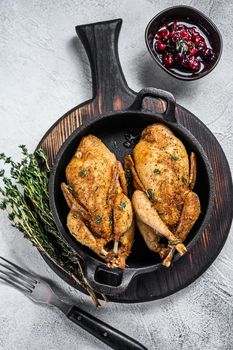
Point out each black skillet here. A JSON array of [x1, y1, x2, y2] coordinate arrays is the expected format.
[[49, 86, 215, 296]]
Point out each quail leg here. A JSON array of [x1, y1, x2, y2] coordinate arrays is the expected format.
[[108, 221, 135, 269], [113, 192, 133, 253], [67, 211, 110, 259], [162, 191, 201, 267], [61, 182, 90, 221], [136, 218, 169, 259], [108, 161, 134, 256], [67, 210, 132, 268], [163, 152, 199, 267], [113, 193, 133, 240], [132, 190, 187, 256]]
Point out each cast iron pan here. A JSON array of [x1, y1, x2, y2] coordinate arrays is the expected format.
[[49, 87, 215, 296]]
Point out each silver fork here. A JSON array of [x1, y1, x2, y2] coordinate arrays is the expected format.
[[0, 256, 147, 350]]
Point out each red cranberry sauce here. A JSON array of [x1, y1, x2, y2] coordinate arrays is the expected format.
[[153, 21, 215, 75]]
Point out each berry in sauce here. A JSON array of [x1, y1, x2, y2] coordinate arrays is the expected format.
[[163, 53, 174, 68], [156, 28, 170, 40], [156, 41, 166, 52], [182, 56, 200, 71], [189, 47, 197, 56], [153, 21, 215, 75]]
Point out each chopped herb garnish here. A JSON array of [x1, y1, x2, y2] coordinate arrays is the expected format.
[[153, 168, 161, 174], [158, 212, 165, 216], [146, 189, 154, 202], [67, 185, 76, 196], [171, 156, 179, 161], [79, 169, 87, 177], [181, 44, 188, 55], [176, 39, 188, 55], [119, 201, 126, 209], [95, 216, 102, 224], [176, 40, 181, 51]]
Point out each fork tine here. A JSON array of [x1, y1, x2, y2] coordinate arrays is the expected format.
[[0, 269, 33, 292], [0, 262, 35, 288], [0, 275, 32, 294], [0, 257, 37, 284]]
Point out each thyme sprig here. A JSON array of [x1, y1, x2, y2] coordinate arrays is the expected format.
[[175, 38, 189, 55], [0, 146, 102, 307]]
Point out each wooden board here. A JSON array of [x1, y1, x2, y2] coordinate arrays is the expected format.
[[38, 19, 233, 302]]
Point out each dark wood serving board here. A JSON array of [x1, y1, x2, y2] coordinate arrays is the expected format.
[[38, 19, 233, 303]]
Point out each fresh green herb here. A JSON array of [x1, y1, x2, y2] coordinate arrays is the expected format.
[[146, 189, 154, 202], [95, 216, 102, 224], [171, 156, 179, 161], [119, 201, 126, 209], [176, 39, 188, 55], [181, 44, 188, 55], [176, 40, 181, 51], [0, 146, 101, 307], [79, 169, 87, 177], [153, 168, 161, 174], [67, 184, 76, 196]]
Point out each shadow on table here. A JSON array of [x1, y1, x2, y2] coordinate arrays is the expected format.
[[134, 51, 200, 98], [67, 36, 93, 89]]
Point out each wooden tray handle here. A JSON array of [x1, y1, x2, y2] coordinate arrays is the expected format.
[[76, 19, 135, 111]]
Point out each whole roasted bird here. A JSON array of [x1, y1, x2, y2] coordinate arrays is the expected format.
[[125, 123, 201, 267], [61, 135, 134, 269]]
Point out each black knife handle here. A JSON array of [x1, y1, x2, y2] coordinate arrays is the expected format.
[[67, 305, 147, 350]]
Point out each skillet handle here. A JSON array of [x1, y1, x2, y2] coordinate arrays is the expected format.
[[128, 87, 176, 122], [85, 258, 137, 296], [76, 19, 135, 110]]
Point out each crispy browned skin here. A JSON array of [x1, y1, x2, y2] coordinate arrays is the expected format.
[[134, 124, 190, 228], [62, 135, 134, 269], [127, 123, 201, 266]]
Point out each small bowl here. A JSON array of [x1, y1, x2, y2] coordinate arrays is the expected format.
[[145, 5, 223, 80]]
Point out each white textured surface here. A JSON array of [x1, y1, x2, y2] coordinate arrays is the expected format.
[[0, 1, 233, 349]]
